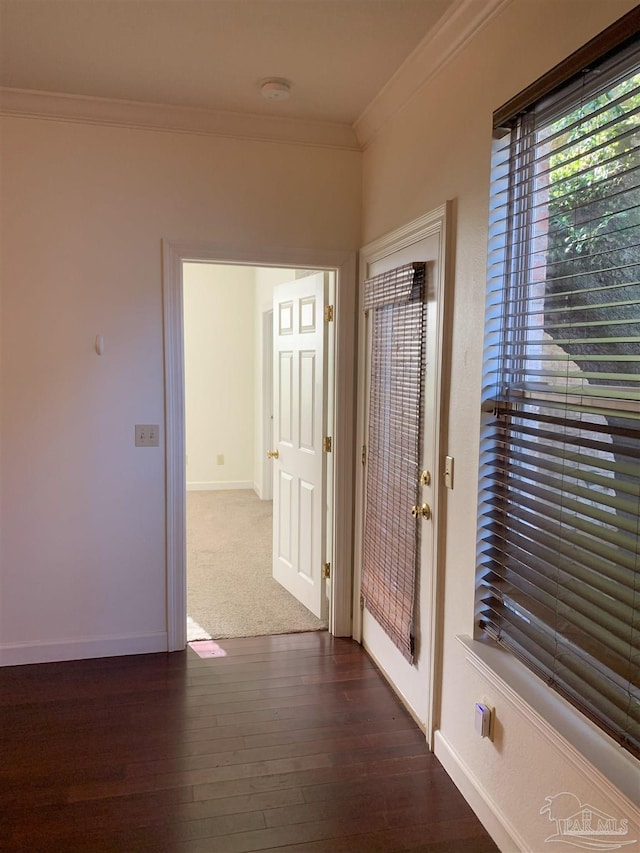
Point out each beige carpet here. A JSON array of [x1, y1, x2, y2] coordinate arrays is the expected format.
[[187, 489, 326, 640]]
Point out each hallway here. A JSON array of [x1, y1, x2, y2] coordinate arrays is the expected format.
[[1, 633, 497, 852]]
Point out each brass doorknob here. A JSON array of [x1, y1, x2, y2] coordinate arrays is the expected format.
[[267, 449, 279, 459], [411, 503, 431, 520]]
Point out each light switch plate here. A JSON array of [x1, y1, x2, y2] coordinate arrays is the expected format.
[[475, 702, 492, 738], [135, 424, 159, 447], [444, 455, 454, 489]]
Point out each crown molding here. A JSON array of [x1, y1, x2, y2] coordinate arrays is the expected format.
[[353, 0, 512, 149], [0, 87, 360, 151]]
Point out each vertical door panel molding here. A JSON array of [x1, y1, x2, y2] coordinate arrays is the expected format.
[[278, 471, 294, 566], [279, 301, 294, 334], [299, 296, 317, 333], [278, 351, 294, 445], [299, 351, 316, 452], [298, 479, 315, 581]]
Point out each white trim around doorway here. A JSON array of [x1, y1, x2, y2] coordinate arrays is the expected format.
[[162, 240, 357, 651]]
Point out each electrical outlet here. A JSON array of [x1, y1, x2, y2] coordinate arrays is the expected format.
[[217, 454, 224, 465], [475, 701, 494, 740], [135, 424, 160, 447]]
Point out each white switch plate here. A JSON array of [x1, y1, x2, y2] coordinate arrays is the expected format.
[[475, 702, 492, 738], [444, 455, 454, 489], [135, 424, 159, 447]]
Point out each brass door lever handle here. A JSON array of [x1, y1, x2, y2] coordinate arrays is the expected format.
[[266, 449, 279, 459]]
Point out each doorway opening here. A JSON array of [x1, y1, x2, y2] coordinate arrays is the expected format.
[[182, 262, 331, 641], [162, 240, 356, 653]]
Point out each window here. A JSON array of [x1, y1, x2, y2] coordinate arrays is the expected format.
[[476, 15, 640, 757]]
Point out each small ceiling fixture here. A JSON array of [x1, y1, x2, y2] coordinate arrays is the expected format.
[[259, 78, 292, 101]]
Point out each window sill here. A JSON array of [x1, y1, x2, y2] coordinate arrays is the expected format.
[[456, 635, 639, 807]]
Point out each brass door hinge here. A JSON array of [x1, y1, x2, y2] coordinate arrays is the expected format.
[[321, 562, 331, 579], [323, 436, 333, 453], [324, 305, 334, 322], [361, 444, 367, 466]]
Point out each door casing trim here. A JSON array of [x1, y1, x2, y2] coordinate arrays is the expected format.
[[354, 203, 453, 746], [162, 240, 357, 651]]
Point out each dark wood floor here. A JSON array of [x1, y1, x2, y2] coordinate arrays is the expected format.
[[1, 632, 498, 853]]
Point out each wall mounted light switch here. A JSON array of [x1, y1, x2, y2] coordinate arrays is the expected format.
[[444, 455, 454, 489], [135, 424, 160, 447]]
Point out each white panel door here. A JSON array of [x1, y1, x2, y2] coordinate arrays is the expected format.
[[272, 273, 326, 618], [361, 232, 442, 730]]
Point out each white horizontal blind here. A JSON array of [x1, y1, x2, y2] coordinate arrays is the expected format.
[[477, 36, 640, 756]]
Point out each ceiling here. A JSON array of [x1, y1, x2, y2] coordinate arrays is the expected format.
[[0, 0, 458, 127]]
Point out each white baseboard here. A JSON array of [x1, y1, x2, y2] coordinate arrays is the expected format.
[[186, 480, 254, 492], [457, 635, 640, 808], [253, 481, 274, 501], [433, 729, 528, 853], [0, 631, 167, 667]]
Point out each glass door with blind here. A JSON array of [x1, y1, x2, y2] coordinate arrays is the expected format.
[[357, 209, 450, 738]]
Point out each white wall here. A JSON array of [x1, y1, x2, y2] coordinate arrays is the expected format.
[[0, 117, 360, 664], [183, 263, 255, 490], [361, 1, 639, 850]]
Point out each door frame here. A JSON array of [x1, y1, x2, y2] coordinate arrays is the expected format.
[[162, 240, 357, 651], [353, 203, 453, 746]]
